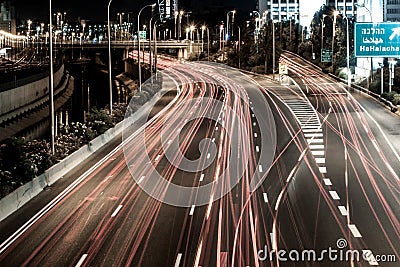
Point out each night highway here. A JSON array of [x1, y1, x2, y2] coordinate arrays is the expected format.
[[0, 53, 398, 266]]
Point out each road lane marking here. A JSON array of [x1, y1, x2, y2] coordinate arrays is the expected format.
[[312, 150, 325, 156], [338, 206, 348, 216], [137, 176, 145, 184], [304, 133, 323, 138], [75, 254, 88, 267], [207, 153, 211, 159], [174, 253, 183, 267], [319, 167, 327, 173], [155, 154, 161, 161], [256, 146, 260, 152], [302, 128, 322, 132], [323, 178, 332, 186], [254, 132, 258, 138], [362, 250, 379, 265], [253, 122, 256, 126], [329, 191, 340, 200], [258, 165, 263, 172], [111, 204, 123, 217], [200, 173, 204, 182], [189, 205, 195, 216], [348, 224, 362, 237], [307, 138, 323, 144], [309, 144, 324, 150], [315, 158, 326, 164], [263, 193, 269, 203]]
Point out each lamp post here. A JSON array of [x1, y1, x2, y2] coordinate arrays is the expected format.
[[49, 1, 55, 155], [178, 10, 184, 39], [272, 19, 275, 80], [150, 13, 159, 75], [138, 3, 156, 92], [378, 63, 384, 95], [226, 10, 235, 42], [331, 10, 339, 69], [174, 11, 178, 38], [107, 0, 113, 114]]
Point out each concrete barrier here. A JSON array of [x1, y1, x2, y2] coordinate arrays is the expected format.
[[0, 87, 168, 222]]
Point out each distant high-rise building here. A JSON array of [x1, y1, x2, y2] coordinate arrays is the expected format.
[[0, 1, 16, 34], [385, 0, 400, 21], [260, 0, 300, 23], [159, 0, 179, 21]]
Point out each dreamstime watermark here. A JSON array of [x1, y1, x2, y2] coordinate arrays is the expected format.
[[257, 238, 397, 263], [122, 62, 277, 207]]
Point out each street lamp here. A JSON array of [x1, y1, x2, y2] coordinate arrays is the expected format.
[[174, 11, 178, 39], [331, 10, 339, 68], [378, 62, 384, 95], [107, 0, 113, 114], [138, 3, 156, 92], [179, 10, 184, 39], [226, 10, 235, 42], [49, 1, 55, 155]]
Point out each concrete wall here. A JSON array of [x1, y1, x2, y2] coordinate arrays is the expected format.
[[0, 65, 64, 118]]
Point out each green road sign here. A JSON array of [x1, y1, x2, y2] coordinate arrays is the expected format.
[[321, 49, 332, 63], [355, 22, 400, 57], [139, 31, 146, 40]]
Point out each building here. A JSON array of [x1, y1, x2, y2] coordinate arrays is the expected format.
[[385, 0, 400, 21], [258, 0, 326, 28], [0, 1, 16, 34], [159, 0, 179, 21]]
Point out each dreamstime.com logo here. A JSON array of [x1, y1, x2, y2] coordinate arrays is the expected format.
[[257, 238, 397, 263], [122, 62, 277, 207]]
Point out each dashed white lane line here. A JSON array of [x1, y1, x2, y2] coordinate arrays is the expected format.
[[362, 250, 379, 265], [111, 205, 123, 217], [189, 205, 195, 216], [155, 154, 161, 162], [207, 153, 211, 159], [199, 173, 204, 182], [315, 158, 326, 164], [263, 193, 269, 203], [137, 175, 145, 184], [302, 128, 322, 132], [304, 133, 323, 138], [309, 144, 324, 150], [75, 254, 88, 267], [254, 132, 258, 138], [338, 206, 348, 216], [307, 138, 323, 144], [174, 253, 183, 267], [258, 165, 263, 173], [323, 178, 332, 186], [329, 191, 340, 200], [256, 146, 260, 152], [319, 166, 327, 173], [311, 150, 325, 156], [348, 224, 362, 238]]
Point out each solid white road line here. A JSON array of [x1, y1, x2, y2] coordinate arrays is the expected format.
[[111, 204, 123, 217], [348, 224, 362, 237], [75, 254, 88, 267]]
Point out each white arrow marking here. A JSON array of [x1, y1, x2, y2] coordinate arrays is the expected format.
[[389, 27, 400, 41]]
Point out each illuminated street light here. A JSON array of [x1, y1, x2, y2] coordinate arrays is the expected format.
[[138, 3, 156, 91]]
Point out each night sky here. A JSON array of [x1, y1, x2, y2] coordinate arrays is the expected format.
[[13, 0, 255, 23]]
